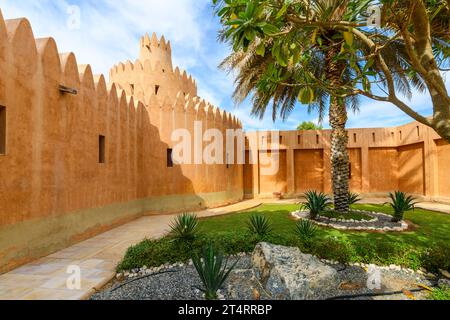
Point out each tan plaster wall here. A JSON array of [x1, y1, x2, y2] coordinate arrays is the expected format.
[[0, 14, 243, 273], [259, 150, 287, 195], [436, 140, 450, 198], [247, 122, 446, 199], [348, 148, 362, 193], [398, 143, 425, 195], [243, 151, 254, 195], [294, 149, 324, 193]]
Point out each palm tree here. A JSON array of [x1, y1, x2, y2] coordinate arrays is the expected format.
[[216, 0, 424, 213], [221, 41, 358, 213], [219, 2, 359, 213]]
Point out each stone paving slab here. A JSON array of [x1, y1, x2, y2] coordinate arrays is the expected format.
[[0, 200, 261, 300]]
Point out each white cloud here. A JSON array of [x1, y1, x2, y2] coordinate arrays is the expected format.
[[0, 0, 210, 75]]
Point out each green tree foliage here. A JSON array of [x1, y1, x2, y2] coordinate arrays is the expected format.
[[212, 0, 450, 142], [297, 121, 323, 131]]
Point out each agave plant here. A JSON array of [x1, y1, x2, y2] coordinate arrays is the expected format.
[[247, 214, 272, 237], [295, 220, 318, 243], [169, 213, 199, 240], [301, 191, 332, 220], [388, 191, 417, 223], [348, 192, 362, 206], [192, 243, 239, 300]]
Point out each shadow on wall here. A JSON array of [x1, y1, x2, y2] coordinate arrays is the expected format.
[[0, 13, 242, 273]]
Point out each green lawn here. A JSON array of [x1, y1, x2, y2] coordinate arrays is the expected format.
[[117, 204, 450, 273]]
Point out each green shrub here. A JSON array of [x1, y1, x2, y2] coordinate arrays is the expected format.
[[192, 243, 239, 300], [348, 192, 362, 205], [208, 232, 259, 254], [421, 244, 450, 273], [428, 286, 450, 300], [295, 220, 318, 244], [387, 191, 417, 222], [352, 239, 421, 269], [169, 213, 199, 240], [116, 232, 258, 272], [247, 214, 272, 237], [301, 191, 332, 220], [313, 238, 354, 264]]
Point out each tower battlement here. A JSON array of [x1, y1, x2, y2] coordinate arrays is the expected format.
[[110, 33, 198, 105], [139, 32, 172, 72]]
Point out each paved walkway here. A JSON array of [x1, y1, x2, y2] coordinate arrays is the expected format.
[[0, 200, 261, 300], [416, 202, 450, 214]]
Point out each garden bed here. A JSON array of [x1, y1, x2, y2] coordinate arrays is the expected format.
[[319, 210, 374, 221], [115, 204, 450, 277], [291, 210, 409, 232], [92, 248, 442, 301]]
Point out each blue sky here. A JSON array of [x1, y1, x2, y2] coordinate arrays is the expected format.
[[1, 0, 446, 131]]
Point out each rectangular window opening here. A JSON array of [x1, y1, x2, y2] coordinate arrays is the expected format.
[[372, 133, 376, 143], [0, 106, 5, 155], [298, 135, 301, 145], [99, 135, 106, 164], [353, 133, 357, 143], [316, 135, 320, 144], [167, 148, 174, 168], [417, 126, 420, 137], [279, 136, 283, 144], [349, 163, 352, 179]]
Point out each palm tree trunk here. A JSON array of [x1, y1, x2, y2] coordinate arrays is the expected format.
[[326, 48, 350, 214]]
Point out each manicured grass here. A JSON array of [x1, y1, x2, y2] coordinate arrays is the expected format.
[[319, 210, 373, 221], [117, 204, 450, 273], [428, 286, 450, 300]]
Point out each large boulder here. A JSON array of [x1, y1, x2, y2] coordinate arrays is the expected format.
[[252, 243, 339, 300]]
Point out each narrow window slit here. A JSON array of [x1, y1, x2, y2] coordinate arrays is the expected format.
[[0, 106, 5, 155], [167, 149, 174, 167], [99, 135, 106, 164]]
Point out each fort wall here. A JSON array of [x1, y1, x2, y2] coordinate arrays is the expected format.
[[245, 123, 450, 202], [0, 12, 243, 273]]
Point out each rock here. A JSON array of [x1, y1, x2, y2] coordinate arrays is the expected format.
[[227, 269, 267, 300], [438, 278, 450, 288], [439, 269, 450, 279], [116, 273, 124, 281], [252, 243, 339, 300]]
